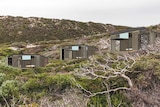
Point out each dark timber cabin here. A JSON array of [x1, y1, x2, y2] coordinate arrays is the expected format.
[[60, 45, 98, 60], [7, 54, 48, 69], [110, 27, 156, 52]]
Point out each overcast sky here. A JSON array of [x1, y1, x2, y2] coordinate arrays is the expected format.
[[0, 0, 160, 27]]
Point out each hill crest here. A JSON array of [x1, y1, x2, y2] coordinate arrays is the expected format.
[[0, 16, 121, 43]]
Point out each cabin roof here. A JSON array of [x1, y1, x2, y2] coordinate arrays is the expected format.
[[8, 54, 47, 58], [110, 27, 146, 36]]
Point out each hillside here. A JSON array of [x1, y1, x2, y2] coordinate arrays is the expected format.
[[0, 49, 160, 107], [0, 16, 160, 107], [0, 16, 127, 43]]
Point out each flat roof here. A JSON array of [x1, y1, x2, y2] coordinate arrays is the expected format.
[[8, 54, 47, 58], [110, 27, 146, 36]]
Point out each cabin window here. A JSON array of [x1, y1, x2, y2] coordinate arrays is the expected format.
[[119, 32, 129, 39], [22, 55, 31, 60], [8, 57, 12, 65], [72, 46, 79, 51], [62, 49, 64, 60]]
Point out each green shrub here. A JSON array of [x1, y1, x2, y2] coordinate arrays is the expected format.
[[88, 95, 107, 107], [0, 73, 6, 85], [154, 66, 160, 80], [0, 80, 20, 98], [33, 67, 51, 73], [45, 74, 73, 93], [66, 59, 86, 65], [74, 76, 104, 93], [111, 92, 131, 107], [47, 60, 64, 67], [0, 47, 19, 57], [63, 65, 76, 72], [22, 78, 41, 92], [0, 64, 21, 79]]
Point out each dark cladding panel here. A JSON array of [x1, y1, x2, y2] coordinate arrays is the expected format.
[[132, 31, 140, 50], [12, 55, 20, 67], [72, 46, 82, 59], [43, 57, 48, 67], [120, 40, 128, 51], [35, 55, 40, 67], [7, 55, 48, 69], [149, 31, 156, 45], [111, 40, 116, 51], [64, 48, 70, 60], [34, 55, 48, 67], [61, 45, 97, 60], [87, 46, 98, 57], [82, 46, 88, 58]]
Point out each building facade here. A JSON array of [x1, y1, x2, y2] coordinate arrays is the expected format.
[[7, 54, 48, 69], [110, 28, 156, 52], [60, 45, 97, 60]]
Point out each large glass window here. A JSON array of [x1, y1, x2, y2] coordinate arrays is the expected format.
[[72, 46, 79, 51], [22, 55, 31, 60], [119, 32, 129, 39]]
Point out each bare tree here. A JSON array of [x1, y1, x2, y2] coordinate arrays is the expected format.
[[96, 38, 111, 50], [72, 53, 138, 106]]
